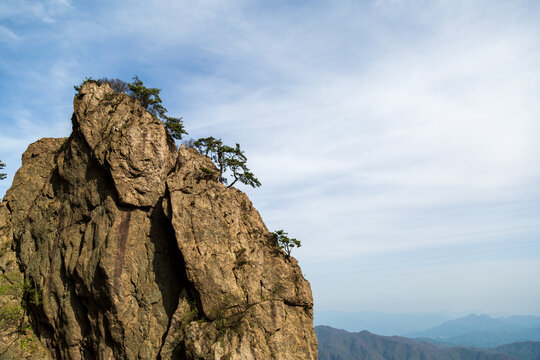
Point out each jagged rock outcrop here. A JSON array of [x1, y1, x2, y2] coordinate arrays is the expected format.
[[0, 82, 317, 359]]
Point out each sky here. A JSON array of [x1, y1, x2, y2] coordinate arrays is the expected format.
[[1, 0, 539, 318]]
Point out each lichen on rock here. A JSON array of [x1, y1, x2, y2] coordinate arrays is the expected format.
[[0, 82, 317, 359]]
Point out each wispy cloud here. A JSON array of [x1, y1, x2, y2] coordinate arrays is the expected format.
[[0, 24, 18, 43], [0, 0, 72, 23], [0, 0, 539, 315]]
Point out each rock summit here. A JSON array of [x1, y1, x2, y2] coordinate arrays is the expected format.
[[0, 82, 317, 359]]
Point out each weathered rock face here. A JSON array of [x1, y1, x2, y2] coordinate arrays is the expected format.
[[0, 191, 52, 359], [0, 82, 317, 359]]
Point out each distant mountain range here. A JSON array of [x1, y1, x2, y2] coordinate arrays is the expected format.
[[407, 313, 540, 348], [316, 325, 540, 360]]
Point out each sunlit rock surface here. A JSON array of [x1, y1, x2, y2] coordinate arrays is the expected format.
[[0, 82, 317, 359]]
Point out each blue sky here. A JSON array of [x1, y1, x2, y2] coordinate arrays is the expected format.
[[1, 0, 539, 317]]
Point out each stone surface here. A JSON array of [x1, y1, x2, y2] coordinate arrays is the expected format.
[[73, 83, 177, 207], [0, 139, 59, 360], [0, 82, 317, 359]]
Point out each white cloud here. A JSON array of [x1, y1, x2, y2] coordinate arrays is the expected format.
[[0, 0, 72, 23], [1, 0, 539, 314], [0, 24, 18, 42]]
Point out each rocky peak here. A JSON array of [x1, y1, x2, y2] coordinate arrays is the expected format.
[[73, 82, 178, 207], [0, 82, 317, 359]]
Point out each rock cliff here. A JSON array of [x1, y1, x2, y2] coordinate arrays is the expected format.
[[0, 82, 317, 359]]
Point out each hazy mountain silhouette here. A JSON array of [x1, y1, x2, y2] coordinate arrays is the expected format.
[[316, 325, 539, 360], [407, 314, 540, 347]]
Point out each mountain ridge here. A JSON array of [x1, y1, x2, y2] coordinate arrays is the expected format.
[[407, 313, 540, 347], [316, 325, 540, 360]]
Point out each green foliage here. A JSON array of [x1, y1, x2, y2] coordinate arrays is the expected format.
[[19, 334, 37, 352], [74, 77, 128, 94], [0, 272, 23, 296], [210, 295, 252, 337], [127, 75, 166, 116], [0, 303, 24, 327], [0, 273, 43, 358], [0, 160, 6, 180], [73, 77, 96, 92], [161, 115, 187, 140], [194, 137, 261, 189], [273, 230, 301, 257], [180, 299, 201, 326], [21, 280, 42, 309], [74, 76, 188, 140], [126, 75, 187, 140], [199, 166, 216, 180], [0, 273, 41, 330]]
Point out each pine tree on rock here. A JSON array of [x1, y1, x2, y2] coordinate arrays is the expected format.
[[74, 76, 188, 141], [0, 160, 6, 180], [127, 76, 187, 140], [194, 136, 261, 189], [273, 230, 301, 257]]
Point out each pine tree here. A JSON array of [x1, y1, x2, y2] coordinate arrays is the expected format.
[[74, 76, 188, 140], [0, 160, 6, 180], [127, 76, 187, 140], [273, 230, 301, 257], [194, 137, 261, 188]]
